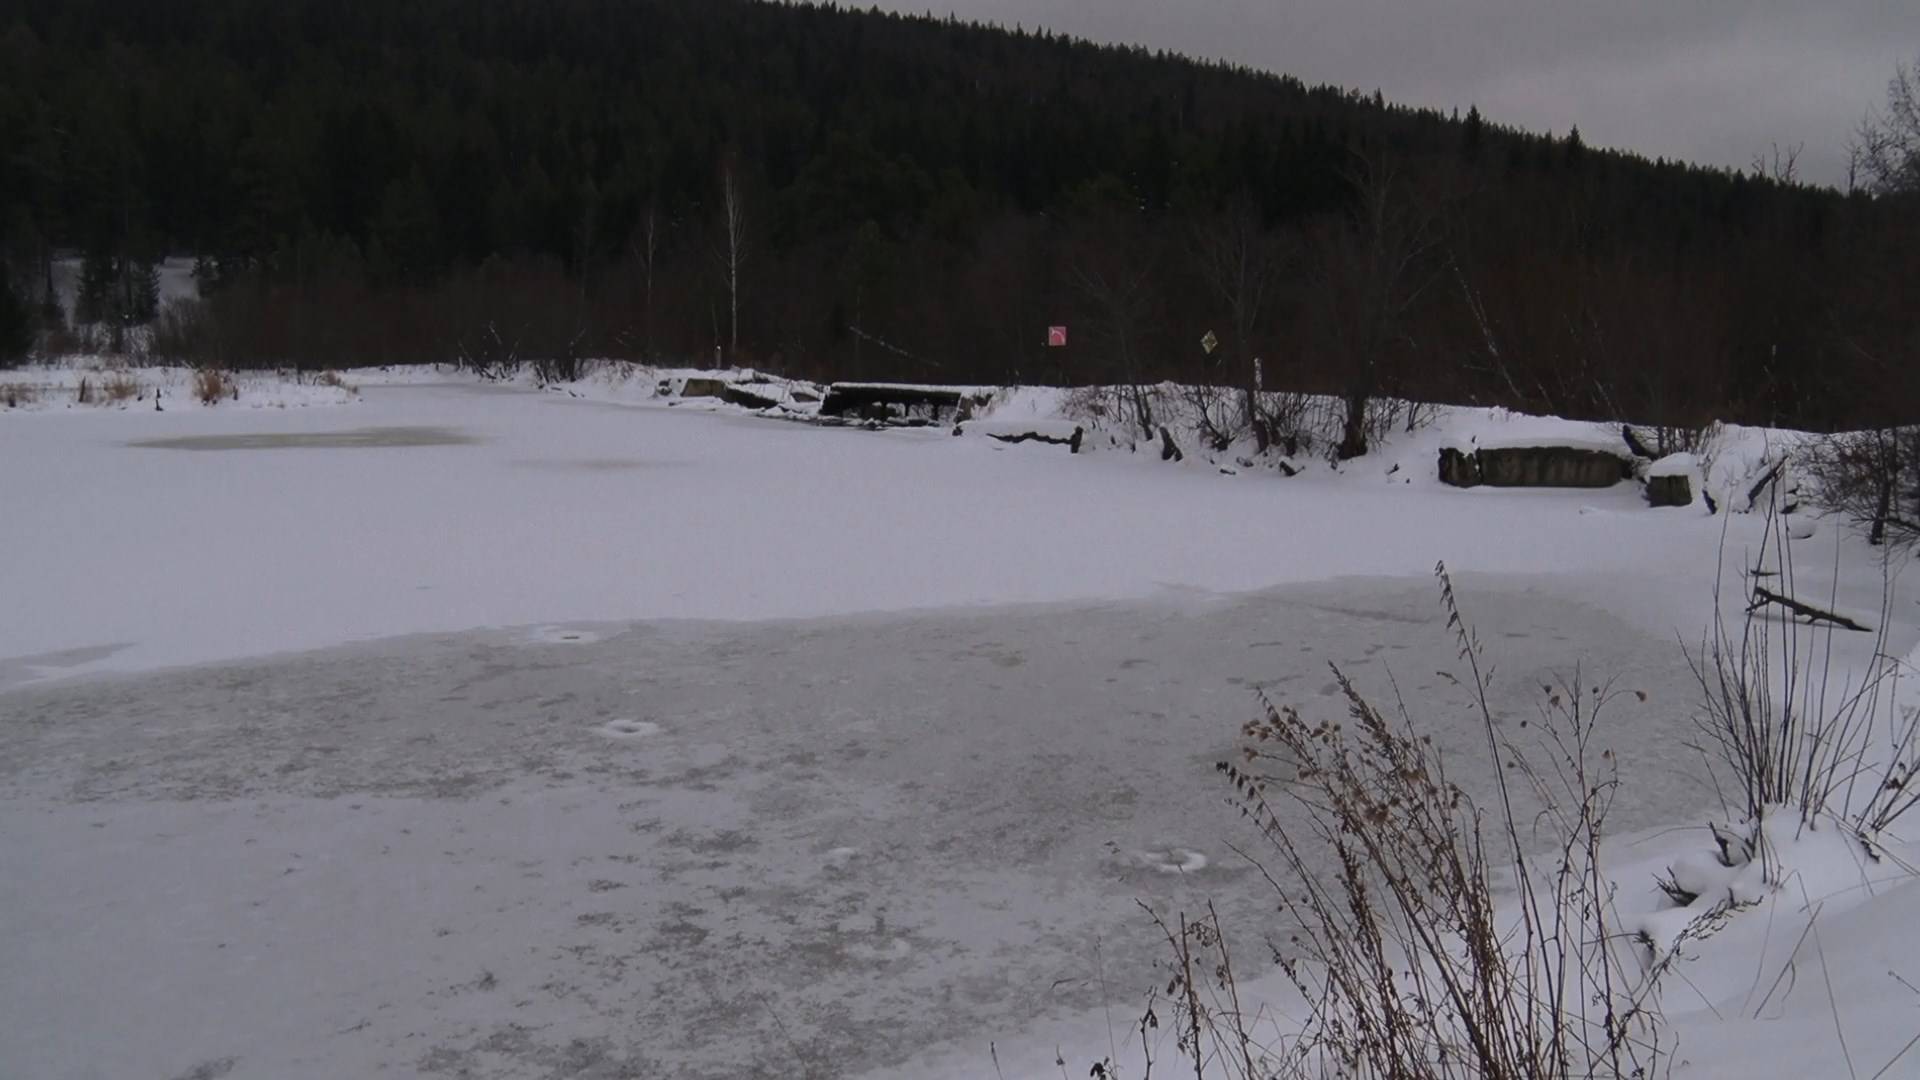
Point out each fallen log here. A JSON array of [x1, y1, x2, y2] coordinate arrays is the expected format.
[[1622, 425, 1657, 460], [1745, 460, 1786, 511], [1747, 586, 1874, 633], [982, 428, 1084, 453]]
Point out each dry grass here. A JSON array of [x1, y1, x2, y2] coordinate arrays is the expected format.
[[2, 383, 39, 408], [103, 374, 142, 403], [193, 367, 236, 405], [311, 369, 355, 392]]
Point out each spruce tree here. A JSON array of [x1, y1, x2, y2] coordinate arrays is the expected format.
[[76, 250, 159, 335], [0, 262, 32, 367], [1462, 106, 1484, 160]]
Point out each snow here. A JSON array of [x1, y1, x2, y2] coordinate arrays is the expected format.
[[5, 374, 1822, 683], [1437, 409, 1632, 455], [825, 380, 996, 395], [927, 812, 1920, 1080], [2, 367, 1916, 1080], [1689, 423, 1808, 514], [1650, 451, 1698, 477]]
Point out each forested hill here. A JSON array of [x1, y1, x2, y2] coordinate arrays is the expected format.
[[1, 0, 1912, 432]]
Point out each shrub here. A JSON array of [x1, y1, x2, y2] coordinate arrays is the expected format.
[[1165, 567, 1684, 1080], [1803, 426, 1920, 550], [454, 320, 522, 379], [150, 300, 224, 367], [102, 374, 141, 403]]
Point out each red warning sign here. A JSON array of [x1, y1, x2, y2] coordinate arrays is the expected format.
[[1047, 326, 1068, 348]]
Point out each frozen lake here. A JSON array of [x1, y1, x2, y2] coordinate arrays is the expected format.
[[2, 579, 1707, 1080], [0, 381, 1752, 685], [1, 379, 1890, 1079]]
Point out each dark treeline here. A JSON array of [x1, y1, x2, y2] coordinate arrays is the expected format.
[[1, 0, 1914, 437]]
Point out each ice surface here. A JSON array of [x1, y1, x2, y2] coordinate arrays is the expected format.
[[0, 578, 1715, 1080]]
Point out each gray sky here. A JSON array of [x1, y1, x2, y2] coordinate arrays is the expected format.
[[873, 1, 1920, 188]]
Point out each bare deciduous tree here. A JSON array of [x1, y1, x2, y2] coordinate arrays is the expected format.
[[1817, 57, 1920, 547], [1066, 199, 1166, 440], [1852, 55, 1920, 196], [1314, 155, 1441, 460], [1069, 254, 1159, 439], [1189, 197, 1287, 444], [1808, 423, 1919, 548], [1750, 142, 1802, 186]]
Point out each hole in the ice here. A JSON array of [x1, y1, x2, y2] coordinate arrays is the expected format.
[[529, 625, 605, 645], [129, 426, 477, 451], [845, 938, 912, 961], [1134, 847, 1209, 874], [597, 719, 662, 740]]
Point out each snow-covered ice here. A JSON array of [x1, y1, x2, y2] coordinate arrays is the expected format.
[[2, 373, 1913, 1080], [0, 379, 1854, 683]]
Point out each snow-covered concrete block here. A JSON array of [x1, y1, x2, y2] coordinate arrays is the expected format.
[[1646, 453, 1698, 507], [1440, 444, 1633, 489]]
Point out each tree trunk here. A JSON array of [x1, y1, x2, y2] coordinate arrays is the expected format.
[[1337, 386, 1369, 460], [1871, 472, 1893, 546]]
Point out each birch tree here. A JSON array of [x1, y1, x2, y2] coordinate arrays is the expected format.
[[717, 163, 748, 363], [631, 202, 659, 360]]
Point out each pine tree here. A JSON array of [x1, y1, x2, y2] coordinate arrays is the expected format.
[[76, 252, 117, 326], [76, 250, 159, 332], [1565, 125, 1586, 166], [0, 261, 32, 367], [1462, 105, 1484, 160]]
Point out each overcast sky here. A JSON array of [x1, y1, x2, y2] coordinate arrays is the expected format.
[[871, 1, 1919, 188]]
